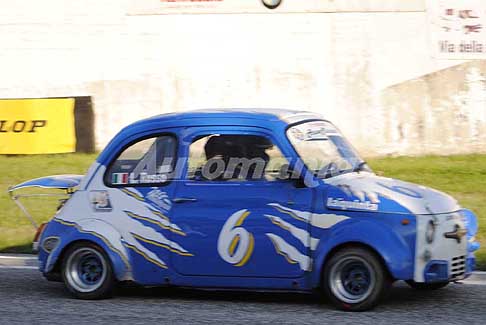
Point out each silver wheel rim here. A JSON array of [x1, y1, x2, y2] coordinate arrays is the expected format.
[[65, 247, 107, 293], [329, 256, 376, 304]]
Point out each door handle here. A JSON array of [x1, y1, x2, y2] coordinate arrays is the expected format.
[[172, 197, 198, 203]]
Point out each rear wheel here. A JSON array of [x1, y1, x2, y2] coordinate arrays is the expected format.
[[406, 280, 449, 290], [61, 242, 115, 299], [322, 247, 391, 311]]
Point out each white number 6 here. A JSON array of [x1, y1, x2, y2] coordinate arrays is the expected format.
[[217, 209, 254, 267]]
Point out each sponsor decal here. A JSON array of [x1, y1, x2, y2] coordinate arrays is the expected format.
[[114, 172, 169, 185], [287, 121, 336, 142], [0, 98, 75, 154], [90, 190, 113, 212], [327, 197, 379, 211], [139, 173, 168, 184], [0, 120, 47, 133]]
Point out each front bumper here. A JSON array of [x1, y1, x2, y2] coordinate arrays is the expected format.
[[423, 255, 475, 282]]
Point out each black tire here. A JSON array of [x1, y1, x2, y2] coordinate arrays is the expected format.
[[61, 242, 115, 299], [405, 280, 449, 290], [322, 247, 391, 311]]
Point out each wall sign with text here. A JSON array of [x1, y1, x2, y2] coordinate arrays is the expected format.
[[428, 0, 486, 59], [0, 97, 95, 155]]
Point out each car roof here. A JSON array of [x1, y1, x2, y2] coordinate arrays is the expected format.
[[97, 109, 325, 165], [119, 108, 325, 138], [133, 108, 320, 126]]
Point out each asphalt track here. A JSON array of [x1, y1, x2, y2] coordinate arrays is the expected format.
[[0, 267, 485, 325]]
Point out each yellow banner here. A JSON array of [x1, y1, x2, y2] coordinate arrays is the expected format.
[[0, 98, 76, 154]]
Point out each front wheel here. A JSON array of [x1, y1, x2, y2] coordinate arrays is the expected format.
[[322, 247, 391, 311], [405, 280, 449, 290], [61, 242, 115, 299]]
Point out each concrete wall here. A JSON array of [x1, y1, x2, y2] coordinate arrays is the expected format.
[[0, 0, 485, 156]]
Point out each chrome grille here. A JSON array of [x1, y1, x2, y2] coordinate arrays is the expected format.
[[450, 255, 466, 280]]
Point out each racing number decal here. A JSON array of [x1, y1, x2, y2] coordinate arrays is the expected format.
[[217, 209, 254, 267]]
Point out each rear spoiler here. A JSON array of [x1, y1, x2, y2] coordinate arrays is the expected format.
[[8, 175, 84, 228]]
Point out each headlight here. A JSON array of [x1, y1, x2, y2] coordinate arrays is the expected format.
[[426, 219, 436, 244], [462, 209, 478, 238]]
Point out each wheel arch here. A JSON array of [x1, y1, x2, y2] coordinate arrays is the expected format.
[[310, 220, 414, 288], [50, 240, 111, 278], [42, 218, 132, 282], [316, 241, 391, 288]]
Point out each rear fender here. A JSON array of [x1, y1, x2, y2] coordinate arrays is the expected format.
[[41, 218, 132, 281]]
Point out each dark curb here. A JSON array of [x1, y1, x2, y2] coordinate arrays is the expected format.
[[0, 254, 38, 268]]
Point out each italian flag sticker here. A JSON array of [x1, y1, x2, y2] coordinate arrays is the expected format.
[[112, 173, 129, 185]]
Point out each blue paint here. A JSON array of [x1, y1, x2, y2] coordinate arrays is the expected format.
[[39, 218, 131, 282], [26, 109, 477, 293], [310, 213, 416, 287], [96, 109, 296, 167]]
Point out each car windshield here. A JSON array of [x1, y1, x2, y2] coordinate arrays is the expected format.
[[286, 120, 371, 179]]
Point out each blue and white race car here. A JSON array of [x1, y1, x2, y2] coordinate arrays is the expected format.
[[9, 109, 480, 311]]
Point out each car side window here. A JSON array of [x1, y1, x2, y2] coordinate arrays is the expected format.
[[106, 135, 177, 186], [187, 134, 288, 182]]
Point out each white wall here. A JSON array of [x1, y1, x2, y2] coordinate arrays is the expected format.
[[0, 0, 484, 156]]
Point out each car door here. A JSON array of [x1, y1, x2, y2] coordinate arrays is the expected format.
[[170, 126, 315, 278], [103, 132, 190, 283]]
